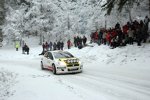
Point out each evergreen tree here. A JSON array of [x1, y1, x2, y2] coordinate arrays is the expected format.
[[102, 0, 146, 15]]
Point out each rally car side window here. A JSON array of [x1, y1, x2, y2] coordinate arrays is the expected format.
[[48, 52, 54, 60], [44, 52, 48, 58]]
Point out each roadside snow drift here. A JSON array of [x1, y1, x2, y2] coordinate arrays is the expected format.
[[0, 69, 17, 100]]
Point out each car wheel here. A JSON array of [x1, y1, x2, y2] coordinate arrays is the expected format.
[[41, 61, 45, 70], [52, 64, 57, 74]]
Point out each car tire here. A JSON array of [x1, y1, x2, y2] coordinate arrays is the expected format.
[[52, 64, 57, 75], [41, 61, 45, 70]]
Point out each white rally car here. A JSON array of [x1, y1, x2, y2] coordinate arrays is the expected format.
[[41, 50, 83, 74]]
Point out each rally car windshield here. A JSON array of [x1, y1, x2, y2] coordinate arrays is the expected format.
[[53, 52, 74, 59]]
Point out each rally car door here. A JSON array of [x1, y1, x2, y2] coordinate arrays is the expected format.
[[46, 52, 54, 70], [43, 52, 49, 68]]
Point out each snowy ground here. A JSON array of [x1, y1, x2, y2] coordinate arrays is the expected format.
[[0, 37, 150, 100]]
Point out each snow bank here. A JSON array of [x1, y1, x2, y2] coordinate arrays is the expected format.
[[67, 43, 150, 67], [0, 69, 17, 100]]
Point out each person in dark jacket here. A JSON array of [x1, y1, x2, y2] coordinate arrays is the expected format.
[[60, 41, 64, 50], [136, 25, 143, 46], [42, 43, 45, 52], [57, 41, 61, 50], [49, 41, 53, 51], [74, 36, 77, 47], [144, 16, 149, 30], [39, 43, 46, 55], [98, 30, 103, 45], [115, 22, 121, 30], [77, 37, 83, 49], [53, 42, 57, 50], [83, 36, 87, 46], [22, 43, 29, 55]]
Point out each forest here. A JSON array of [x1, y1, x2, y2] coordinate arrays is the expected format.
[[0, 0, 149, 44]]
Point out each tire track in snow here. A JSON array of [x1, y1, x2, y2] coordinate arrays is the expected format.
[[56, 72, 150, 100]]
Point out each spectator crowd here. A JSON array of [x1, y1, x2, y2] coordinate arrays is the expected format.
[[40, 16, 149, 55], [40, 35, 87, 55], [90, 16, 150, 48]]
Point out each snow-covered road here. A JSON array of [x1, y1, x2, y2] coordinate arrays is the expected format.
[[1, 43, 150, 100]]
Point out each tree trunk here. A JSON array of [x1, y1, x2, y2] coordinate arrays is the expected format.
[[0, 0, 5, 42], [149, 0, 150, 15], [129, 10, 132, 22], [39, 33, 42, 45]]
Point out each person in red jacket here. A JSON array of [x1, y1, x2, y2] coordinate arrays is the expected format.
[[122, 24, 129, 43], [93, 31, 98, 42], [111, 29, 117, 38], [123, 24, 129, 35], [67, 39, 71, 49], [106, 32, 111, 45], [45, 41, 49, 51]]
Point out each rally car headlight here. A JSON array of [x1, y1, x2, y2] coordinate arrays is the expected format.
[[58, 61, 66, 66], [76, 59, 79, 62], [67, 60, 71, 63], [71, 60, 74, 63], [74, 59, 77, 63], [79, 61, 83, 65]]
